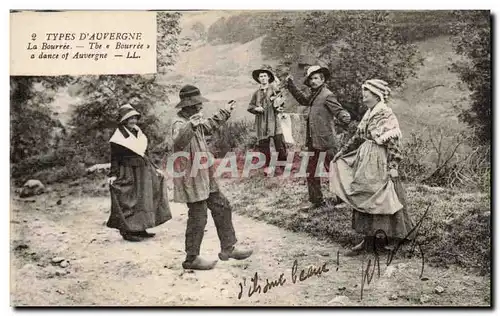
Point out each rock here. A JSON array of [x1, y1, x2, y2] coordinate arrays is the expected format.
[[20, 179, 45, 197], [397, 263, 409, 270], [389, 294, 398, 301], [384, 265, 397, 278], [59, 260, 70, 268], [319, 251, 330, 257], [434, 286, 445, 294], [56, 199, 62, 205], [420, 294, 431, 304], [51, 257, 65, 264], [328, 295, 350, 306], [20, 263, 36, 272], [14, 244, 29, 251], [86, 163, 111, 174], [69, 180, 80, 187], [55, 270, 69, 277], [56, 289, 65, 295], [19, 264, 38, 277], [338, 286, 346, 291]]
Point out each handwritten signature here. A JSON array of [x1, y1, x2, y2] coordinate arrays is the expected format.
[[237, 255, 339, 299], [359, 203, 432, 300]]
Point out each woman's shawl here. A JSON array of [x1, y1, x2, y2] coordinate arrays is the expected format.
[[109, 125, 148, 157], [358, 101, 402, 145]]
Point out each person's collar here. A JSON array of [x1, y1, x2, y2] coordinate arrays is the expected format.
[[260, 83, 269, 90]]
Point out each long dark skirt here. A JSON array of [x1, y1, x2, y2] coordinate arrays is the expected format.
[[107, 157, 172, 232], [352, 178, 415, 240]]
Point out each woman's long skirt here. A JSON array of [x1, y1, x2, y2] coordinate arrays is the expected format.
[[107, 157, 172, 232], [330, 140, 415, 239]]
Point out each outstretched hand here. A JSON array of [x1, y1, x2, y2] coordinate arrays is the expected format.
[[189, 113, 203, 127], [226, 100, 236, 112]]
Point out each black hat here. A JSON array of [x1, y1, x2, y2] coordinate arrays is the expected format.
[[252, 69, 275, 84], [175, 85, 209, 108]]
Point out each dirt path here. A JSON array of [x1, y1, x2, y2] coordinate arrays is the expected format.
[[10, 183, 489, 306]]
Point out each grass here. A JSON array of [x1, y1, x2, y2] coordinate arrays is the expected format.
[[221, 177, 490, 276]]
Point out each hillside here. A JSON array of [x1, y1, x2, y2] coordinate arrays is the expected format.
[[158, 35, 469, 137]]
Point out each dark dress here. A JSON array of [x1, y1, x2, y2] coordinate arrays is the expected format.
[[106, 127, 172, 233]]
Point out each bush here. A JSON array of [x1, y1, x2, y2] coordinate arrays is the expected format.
[[262, 11, 424, 107], [449, 10, 491, 144], [10, 12, 182, 185], [225, 178, 490, 275], [30, 164, 87, 186], [208, 120, 256, 158]]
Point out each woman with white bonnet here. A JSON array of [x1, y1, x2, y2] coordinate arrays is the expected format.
[[330, 79, 415, 256], [106, 104, 172, 242]]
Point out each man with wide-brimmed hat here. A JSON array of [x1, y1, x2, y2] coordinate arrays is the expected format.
[[248, 68, 288, 172], [171, 84, 253, 270], [284, 65, 352, 209]]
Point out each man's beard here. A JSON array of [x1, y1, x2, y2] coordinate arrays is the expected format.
[[311, 83, 323, 90]]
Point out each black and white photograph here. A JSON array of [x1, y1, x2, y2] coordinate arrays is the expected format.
[[8, 9, 492, 307]]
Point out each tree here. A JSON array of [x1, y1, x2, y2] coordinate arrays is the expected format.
[[10, 76, 72, 163], [157, 11, 182, 73], [449, 10, 491, 144], [207, 17, 228, 44], [69, 12, 182, 164], [10, 11, 182, 169], [263, 11, 424, 117], [191, 21, 207, 40]]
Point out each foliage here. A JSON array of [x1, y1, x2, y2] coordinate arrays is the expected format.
[[68, 12, 182, 164], [263, 11, 424, 107], [207, 11, 458, 47], [227, 177, 490, 275], [208, 120, 257, 158], [68, 74, 177, 164], [388, 11, 458, 43], [191, 21, 207, 40], [11, 12, 182, 181], [10, 76, 72, 163], [398, 126, 490, 191], [449, 10, 491, 144], [157, 11, 182, 73], [207, 12, 301, 45]]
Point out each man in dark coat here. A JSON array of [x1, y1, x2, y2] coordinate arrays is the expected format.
[[285, 66, 352, 208]]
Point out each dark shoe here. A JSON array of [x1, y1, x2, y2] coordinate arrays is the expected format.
[[344, 248, 363, 257], [300, 200, 326, 212], [133, 231, 156, 238], [313, 200, 329, 209], [327, 196, 344, 206], [182, 256, 218, 270], [121, 233, 144, 242], [344, 239, 365, 257], [219, 246, 253, 261]]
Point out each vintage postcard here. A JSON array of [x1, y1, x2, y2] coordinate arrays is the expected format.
[[9, 9, 491, 307]]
